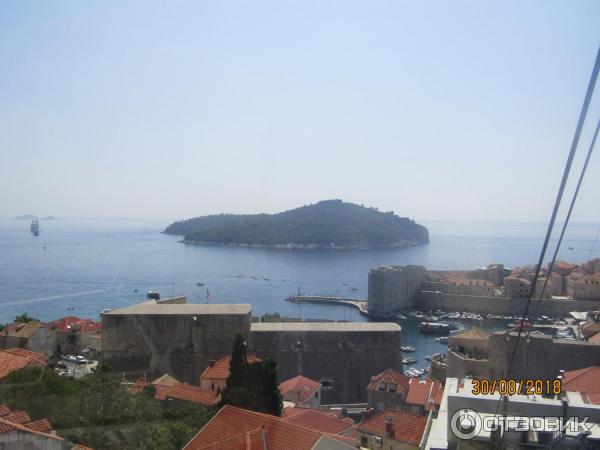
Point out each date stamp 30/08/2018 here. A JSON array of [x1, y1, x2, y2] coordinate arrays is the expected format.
[[471, 378, 562, 396]]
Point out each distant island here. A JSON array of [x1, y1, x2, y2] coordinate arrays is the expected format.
[[164, 200, 429, 249], [14, 215, 56, 220]]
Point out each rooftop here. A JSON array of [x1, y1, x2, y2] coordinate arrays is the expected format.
[[405, 378, 443, 411], [183, 405, 356, 450], [201, 354, 262, 381], [0, 348, 48, 381], [130, 376, 219, 406], [1, 321, 43, 339], [355, 409, 427, 445], [449, 326, 491, 340], [366, 368, 409, 394], [282, 409, 353, 434], [105, 301, 252, 316], [563, 366, 600, 395], [0, 404, 60, 441], [250, 322, 400, 332], [279, 375, 321, 402]]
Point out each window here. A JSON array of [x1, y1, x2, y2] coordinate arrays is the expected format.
[[378, 381, 386, 391], [388, 382, 396, 392]]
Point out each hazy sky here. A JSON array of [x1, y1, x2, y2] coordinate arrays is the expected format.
[[1, 1, 599, 223]]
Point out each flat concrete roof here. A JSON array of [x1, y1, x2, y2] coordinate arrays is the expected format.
[[105, 302, 252, 316], [250, 322, 400, 332]]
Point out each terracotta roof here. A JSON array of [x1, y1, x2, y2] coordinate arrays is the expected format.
[[184, 405, 353, 450], [563, 367, 600, 394], [356, 409, 426, 445], [130, 377, 218, 406], [49, 317, 102, 334], [0, 348, 48, 380], [200, 355, 262, 381], [405, 378, 443, 411], [450, 327, 491, 340], [582, 322, 600, 338], [587, 332, 600, 344], [152, 373, 180, 386], [282, 407, 344, 420], [0, 405, 58, 440], [282, 409, 353, 434], [279, 375, 321, 402], [367, 368, 410, 394], [25, 419, 52, 433]]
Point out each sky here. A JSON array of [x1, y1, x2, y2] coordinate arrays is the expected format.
[[1, 0, 599, 224]]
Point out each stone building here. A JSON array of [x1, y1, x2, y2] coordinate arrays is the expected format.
[[566, 273, 600, 300], [102, 297, 403, 403], [504, 275, 531, 299], [101, 298, 252, 383], [249, 322, 402, 403], [447, 327, 491, 379], [199, 354, 262, 393], [368, 265, 425, 316]]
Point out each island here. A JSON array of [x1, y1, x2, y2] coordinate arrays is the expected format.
[[14, 215, 56, 220], [164, 199, 429, 249]]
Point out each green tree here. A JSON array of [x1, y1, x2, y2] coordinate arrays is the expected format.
[[14, 313, 39, 323], [220, 334, 282, 416]]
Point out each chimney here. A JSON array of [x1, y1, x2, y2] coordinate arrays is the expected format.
[[209, 359, 216, 367], [341, 408, 348, 418], [385, 415, 394, 438]]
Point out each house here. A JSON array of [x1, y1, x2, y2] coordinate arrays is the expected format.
[[0, 404, 64, 450], [0, 348, 48, 381], [404, 378, 443, 415], [130, 374, 218, 407], [354, 409, 427, 450], [45, 316, 103, 358], [0, 321, 45, 350], [183, 404, 358, 449], [366, 368, 410, 411], [279, 374, 322, 408], [199, 354, 262, 393]]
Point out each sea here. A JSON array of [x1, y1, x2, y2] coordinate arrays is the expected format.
[[1, 218, 598, 370]]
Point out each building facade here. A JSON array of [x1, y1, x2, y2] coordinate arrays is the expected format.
[[368, 266, 425, 316]]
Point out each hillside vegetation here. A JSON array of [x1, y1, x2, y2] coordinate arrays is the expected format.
[[164, 200, 429, 249]]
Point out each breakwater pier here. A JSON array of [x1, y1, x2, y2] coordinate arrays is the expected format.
[[286, 295, 369, 315]]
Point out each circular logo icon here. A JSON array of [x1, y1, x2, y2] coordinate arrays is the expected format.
[[450, 408, 482, 440]]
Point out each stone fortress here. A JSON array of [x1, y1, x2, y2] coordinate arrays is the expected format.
[[101, 297, 402, 403]]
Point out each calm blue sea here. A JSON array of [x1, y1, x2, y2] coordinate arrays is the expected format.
[[0, 218, 598, 368]]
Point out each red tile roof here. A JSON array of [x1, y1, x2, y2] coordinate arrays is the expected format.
[[48, 317, 102, 334], [356, 409, 426, 445], [200, 355, 262, 381], [184, 405, 355, 450], [0, 348, 48, 380], [367, 368, 410, 395], [563, 366, 600, 394], [405, 378, 443, 411], [282, 409, 353, 434], [279, 375, 321, 402], [3, 411, 31, 424], [0, 405, 58, 440], [131, 377, 218, 406], [25, 419, 52, 433]]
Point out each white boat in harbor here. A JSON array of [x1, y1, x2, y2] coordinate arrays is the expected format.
[[402, 357, 417, 365], [401, 346, 416, 352]]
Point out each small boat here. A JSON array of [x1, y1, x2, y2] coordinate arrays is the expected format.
[[99, 308, 112, 315], [197, 282, 204, 286], [434, 336, 448, 343], [30, 220, 40, 236], [401, 346, 416, 352], [426, 353, 445, 361], [396, 314, 408, 320], [420, 322, 452, 334], [146, 291, 160, 300], [402, 357, 417, 365]]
